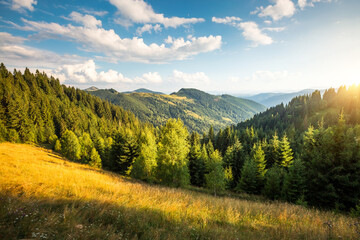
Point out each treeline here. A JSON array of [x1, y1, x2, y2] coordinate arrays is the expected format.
[[1, 63, 359, 212]]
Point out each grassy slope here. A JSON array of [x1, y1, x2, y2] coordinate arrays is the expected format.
[[0, 143, 359, 240]]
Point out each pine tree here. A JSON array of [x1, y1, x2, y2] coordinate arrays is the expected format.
[[252, 143, 267, 180], [263, 166, 283, 200], [54, 139, 61, 152], [236, 158, 258, 194], [282, 158, 306, 202], [61, 130, 81, 161], [131, 127, 157, 182], [279, 135, 293, 168], [188, 132, 205, 187], [205, 150, 225, 196], [89, 148, 102, 168]]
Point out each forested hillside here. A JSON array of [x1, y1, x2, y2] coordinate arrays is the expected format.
[[88, 87, 265, 133]]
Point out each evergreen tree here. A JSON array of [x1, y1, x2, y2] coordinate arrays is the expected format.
[[236, 158, 258, 194], [61, 130, 81, 161], [188, 132, 205, 187], [263, 166, 283, 200], [89, 147, 102, 169], [282, 158, 306, 202], [54, 139, 61, 152], [156, 119, 190, 187], [205, 150, 225, 196], [279, 135, 294, 168], [223, 140, 246, 188], [252, 143, 267, 180], [131, 127, 157, 182]]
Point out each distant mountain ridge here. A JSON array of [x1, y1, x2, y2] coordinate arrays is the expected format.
[[246, 89, 318, 108], [122, 88, 164, 95], [88, 87, 266, 133]]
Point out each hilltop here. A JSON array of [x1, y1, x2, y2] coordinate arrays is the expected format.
[[88, 87, 265, 133], [1, 143, 358, 239]]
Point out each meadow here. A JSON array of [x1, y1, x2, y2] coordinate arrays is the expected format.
[[0, 143, 359, 239]]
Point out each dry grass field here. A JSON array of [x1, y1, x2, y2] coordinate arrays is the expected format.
[[0, 142, 359, 239]]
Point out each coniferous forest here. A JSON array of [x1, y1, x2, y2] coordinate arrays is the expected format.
[[1, 63, 360, 213]]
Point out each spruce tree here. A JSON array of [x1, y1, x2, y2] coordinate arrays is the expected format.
[[236, 158, 258, 194], [205, 150, 225, 196], [61, 130, 81, 161], [252, 143, 267, 180], [282, 158, 306, 202], [188, 132, 205, 187], [279, 135, 294, 168], [89, 148, 102, 169], [263, 166, 283, 200]]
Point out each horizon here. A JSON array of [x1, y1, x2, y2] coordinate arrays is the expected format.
[[0, 0, 359, 93]]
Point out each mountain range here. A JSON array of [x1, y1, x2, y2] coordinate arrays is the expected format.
[[86, 87, 266, 133]]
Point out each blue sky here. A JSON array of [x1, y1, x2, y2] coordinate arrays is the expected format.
[[0, 0, 359, 94]]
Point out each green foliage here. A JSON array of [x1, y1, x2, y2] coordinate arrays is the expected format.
[[7, 129, 19, 143], [279, 135, 294, 168], [282, 158, 306, 202], [156, 119, 190, 187], [54, 139, 61, 152], [237, 159, 258, 194], [252, 143, 267, 180], [263, 166, 283, 200], [131, 127, 157, 182], [223, 140, 246, 188], [89, 148, 102, 169], [205, 150, 225, 196], [111, 129, 139, 175], [188, 132, 206, 187], [60, 130, 81, 161]]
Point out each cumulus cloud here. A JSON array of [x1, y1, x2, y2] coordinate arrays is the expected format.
[[136, 24, 161, 36], [263, 26, 286, 32], [52, 60, 163, 84], [68, 11, 102, 28], [258, 0, 296, 21], [172, 70, 210, 84], [0, 32, 84, 68], [18, 13, 221, 63], [109, 0, 204, 28], [11, 0, 37, 12], [212, 16, 242, 25], [238, 22, 273, 46]]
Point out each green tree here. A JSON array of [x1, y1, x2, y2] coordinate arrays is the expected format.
[[205, 150, 225, 196], [131, 127, 157, 182], [282, 158, 306, 202], [54, 139, 61, 152], [263, 166, 283, 200], [61, 130, 81, 161], [252, 143, 267, 180], [188, 132, 206, 187], [89, 147, 102, 168], [236, 158, 258, 194], [156, 119, 190, 187], [279, 135, 294, 168]]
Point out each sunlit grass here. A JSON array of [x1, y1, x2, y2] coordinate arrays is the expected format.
[[0, 143, 359, 239]]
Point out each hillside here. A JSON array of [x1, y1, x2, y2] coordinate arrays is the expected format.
[[123, 88, 164, 95], [1, 143, 358, 240], [88, 88, 266, 133], [246, 89, 318, 108]]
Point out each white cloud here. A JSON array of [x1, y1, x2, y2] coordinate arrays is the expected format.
[[298, 0, 332, 10], [109, 0, 204, 28], [79, 8, 108, 17], [0, 32, 84, 68], [52, 60, 163, 84], [238, 22, 273, 46], [136, 24, 161, 36], [11, 0, 37, 12], [264, 20, 272, 24], [212, 16, 242, 25], [19, 16, 221, 63], [263, 27, 286, 32], [69, 11, 102, 28], [258, 0, 296, 21], [172, 70, 210, 84]]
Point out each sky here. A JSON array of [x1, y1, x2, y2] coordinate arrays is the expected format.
[[0, 0, 359, 94]]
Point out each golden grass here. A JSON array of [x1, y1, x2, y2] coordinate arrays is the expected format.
[[0, 143, 359, 239]]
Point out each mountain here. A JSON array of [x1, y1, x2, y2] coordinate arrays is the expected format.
[[122, 88, 164, 95], [246, 89, 318, 108], [89, 88, 266, 133], [1, 142, 356, 239], [84, 86, 99, 91]]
